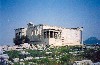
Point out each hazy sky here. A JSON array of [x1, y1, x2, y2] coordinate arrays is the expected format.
[[0, 0, 100, 45]]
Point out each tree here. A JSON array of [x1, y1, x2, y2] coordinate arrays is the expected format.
[[14, 35, 30, 45], [25, 35, 30, 43], [14, 35, 21, 45], [60, 54, 71, 64]]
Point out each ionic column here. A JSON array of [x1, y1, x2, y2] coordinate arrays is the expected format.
[[49, 31, 50, 38], [53, 31, 54, 38], [46, 31, 47, 38]]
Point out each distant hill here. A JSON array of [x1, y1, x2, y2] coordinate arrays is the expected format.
[[84, 37, 100, 45]]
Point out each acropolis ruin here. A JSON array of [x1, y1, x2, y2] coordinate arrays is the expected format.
[[14, 22, 83, 46]]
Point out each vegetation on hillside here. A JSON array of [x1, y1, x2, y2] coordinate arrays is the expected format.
[[5, 45, 100, 65]]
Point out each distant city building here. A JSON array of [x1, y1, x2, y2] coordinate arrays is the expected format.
[[14, 22, 83, 46]]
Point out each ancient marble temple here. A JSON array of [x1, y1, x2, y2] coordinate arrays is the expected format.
[[14, 22, 83, 46]]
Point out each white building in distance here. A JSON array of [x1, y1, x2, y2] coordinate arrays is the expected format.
[[14, 22, 83, 46]]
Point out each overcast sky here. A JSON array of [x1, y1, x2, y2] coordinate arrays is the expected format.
[[0, 0, 100, 45]]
